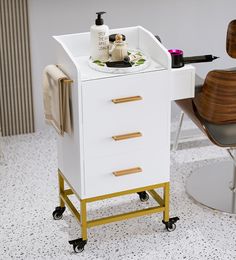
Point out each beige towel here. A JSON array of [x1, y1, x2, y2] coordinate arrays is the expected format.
[[43, 65, 72, 135]]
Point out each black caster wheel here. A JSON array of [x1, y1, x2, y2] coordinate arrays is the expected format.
[[52, 206, 66, 220], [162, 217, 179, 232], [166, 223, 176, 232], [69, 238, 87, 253], [137, 191, 149, 202]]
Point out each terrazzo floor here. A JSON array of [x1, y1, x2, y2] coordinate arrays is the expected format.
[[0, 129, 236, 260]]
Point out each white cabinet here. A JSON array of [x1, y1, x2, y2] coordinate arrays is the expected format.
[[53, 26, 195, 199]]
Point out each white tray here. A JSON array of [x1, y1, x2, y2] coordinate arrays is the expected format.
[[88, 49, 150, 74]]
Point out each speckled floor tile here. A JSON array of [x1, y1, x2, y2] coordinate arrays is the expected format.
[[0, 128, 236, 260]]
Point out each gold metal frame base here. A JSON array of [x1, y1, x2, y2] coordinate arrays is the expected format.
[[57, 169, 170, 242]]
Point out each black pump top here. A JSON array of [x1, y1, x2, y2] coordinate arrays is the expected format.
[[95, 11, 106, 25]]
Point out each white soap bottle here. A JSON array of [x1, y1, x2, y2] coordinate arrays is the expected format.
[[90, 12, 109, 62]]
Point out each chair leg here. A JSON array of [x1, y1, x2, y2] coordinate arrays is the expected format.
[[226, 149, 236, 192], [226, 149, 236, 212], [172, 111, 184, 151]]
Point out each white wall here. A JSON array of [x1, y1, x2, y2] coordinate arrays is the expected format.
[[28, 0, 236, 130]]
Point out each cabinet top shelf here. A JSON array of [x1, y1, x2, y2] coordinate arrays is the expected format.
[[54, 26, 171, 81]]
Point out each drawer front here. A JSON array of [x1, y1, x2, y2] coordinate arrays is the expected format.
[[84, 150, 170, 198], [82, 71, 170, 158]]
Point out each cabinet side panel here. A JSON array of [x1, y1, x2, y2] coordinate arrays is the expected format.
[[54, 43, 84, 197], [138, 27, 171, 69], [54, 32, 90, 57], [170, 66, 195, 101]]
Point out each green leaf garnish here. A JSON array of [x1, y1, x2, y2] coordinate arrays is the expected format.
[[93, 60, 102, 64], [136, 61, 144, 65], [137, 59, 146, 62], [127, 51, 131, 55]]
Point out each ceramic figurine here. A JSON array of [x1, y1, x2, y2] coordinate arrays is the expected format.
[[110, 34, 128, 61]]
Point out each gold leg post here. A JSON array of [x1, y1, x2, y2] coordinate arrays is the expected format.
[[58, 169, 65, 208], [163, 182, 170, 222], [80, 200, 88, 241]]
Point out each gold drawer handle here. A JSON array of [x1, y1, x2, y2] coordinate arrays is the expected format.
[[112, 132, 142, 141], [113, 167, 142, 177], [112, 96, 142, 104]]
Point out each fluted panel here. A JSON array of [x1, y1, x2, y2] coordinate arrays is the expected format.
[[0, 0, 34, 136]]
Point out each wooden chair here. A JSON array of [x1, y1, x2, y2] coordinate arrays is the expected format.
[[175, 20, 236, 213]]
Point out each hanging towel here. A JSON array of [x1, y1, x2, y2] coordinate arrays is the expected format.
[[43, 65, 72, 136]]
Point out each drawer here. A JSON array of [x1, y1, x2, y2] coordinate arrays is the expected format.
[[84, 150, 170, 198], [82, 71, 170, 158]]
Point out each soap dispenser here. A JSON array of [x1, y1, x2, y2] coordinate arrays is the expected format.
[[90, 12, 109, 62]]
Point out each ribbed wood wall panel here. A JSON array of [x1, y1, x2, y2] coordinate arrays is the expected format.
[[0, 0, 34, 136]]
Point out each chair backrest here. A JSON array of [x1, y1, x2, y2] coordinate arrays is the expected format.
[[193, 70, 236, 124], [227, 20, 236, 58], [193, 20, 236, 124]]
